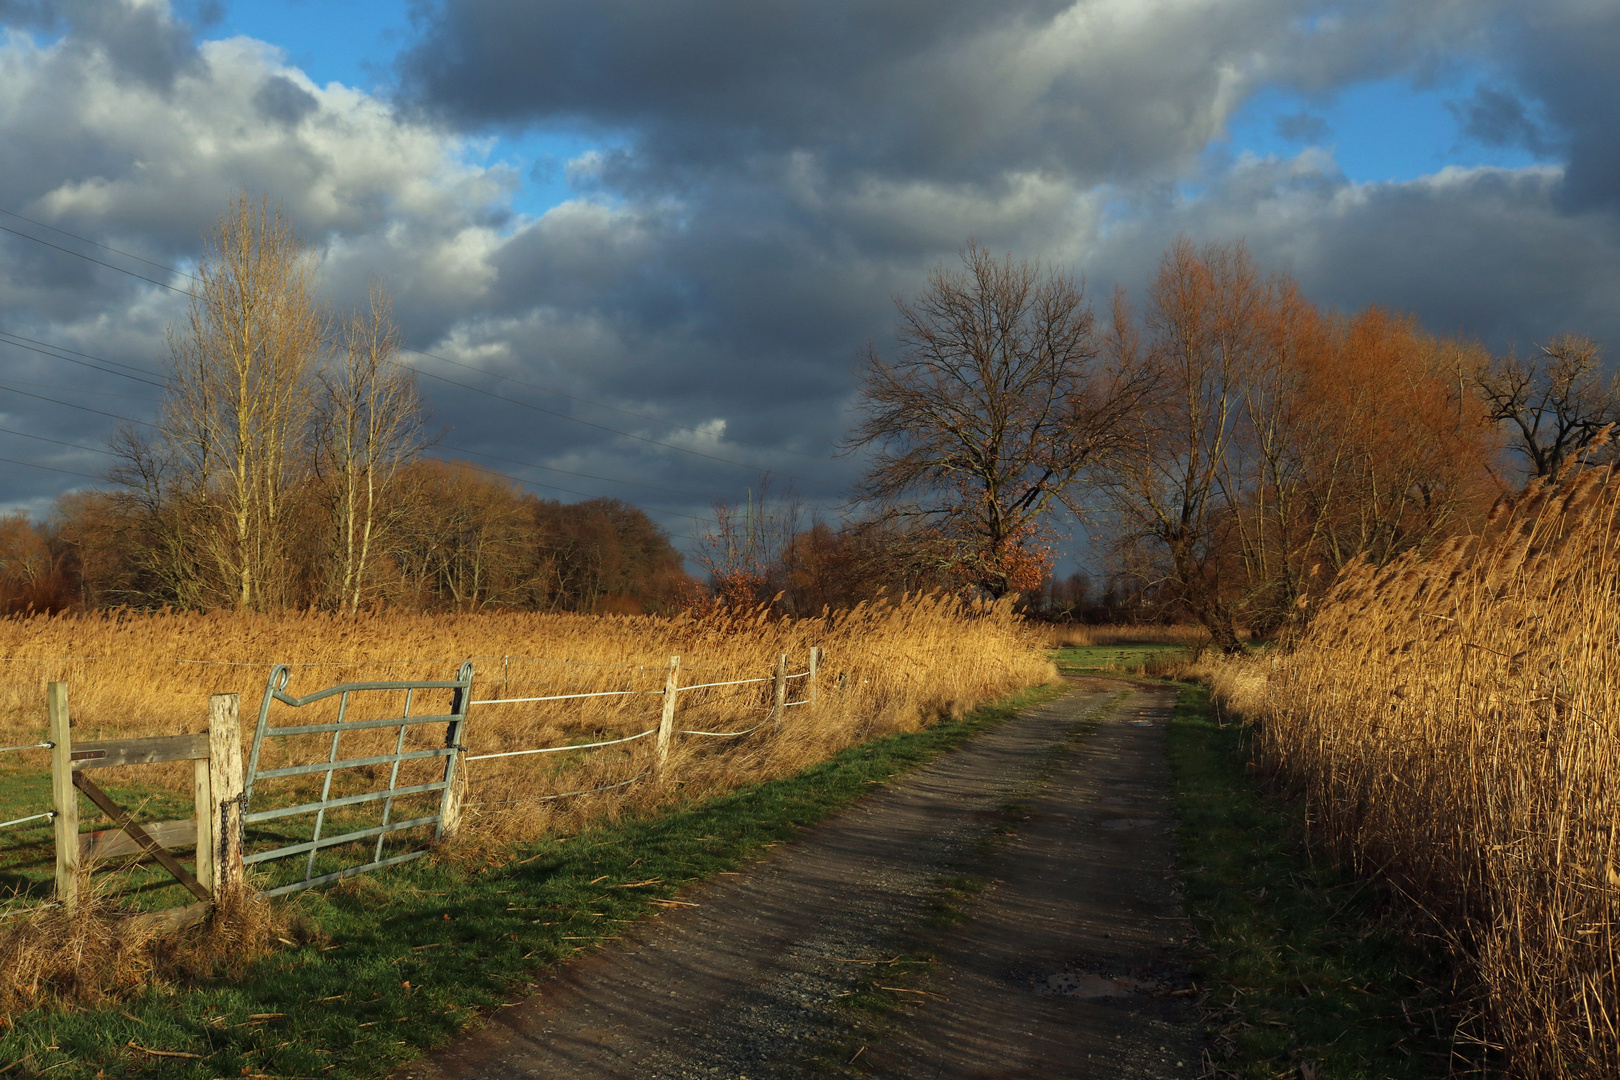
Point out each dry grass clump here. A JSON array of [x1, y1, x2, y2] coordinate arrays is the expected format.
[[1255, 465, 1620, 1076], [0, 883, 291, 1014], [1036, 622, 1214, 649]]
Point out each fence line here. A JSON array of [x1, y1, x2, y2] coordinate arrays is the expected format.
[[470, 689, 662, 706], [464, 728, 658, 761], [678, 676, 771, 691], [680, 718, 773, 738], [469, 772, 648, 807], [0, 645, 827, 921]]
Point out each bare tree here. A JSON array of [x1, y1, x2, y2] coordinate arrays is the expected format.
[[160, 195, 326, 611], [315, 281, 428, 613], [1474, 334, 1619, 478], [1103, 237, 1270, 652], [846, 243, 1150, 597]]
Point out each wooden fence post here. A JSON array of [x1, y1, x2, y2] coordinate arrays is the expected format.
[[207, 694, 244, 897], [193, 733, 214, 896], [656, 655, 681, 780], [48, 682, 77, 912], [808, 647, 822, 706], [771, 653, 788, 726]]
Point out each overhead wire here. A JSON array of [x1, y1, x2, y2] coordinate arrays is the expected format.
[[0, 426, 116, 456], [0, 455, 102, 480], [0, 206, 840, 484], [0, 207, 830, 535]]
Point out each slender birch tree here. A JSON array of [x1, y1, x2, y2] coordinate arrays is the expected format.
[[315, 281, 428, 612], [161, 195, 325, 611]]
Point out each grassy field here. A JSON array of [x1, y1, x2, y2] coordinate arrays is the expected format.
[[0, 683, 1064, 1080]]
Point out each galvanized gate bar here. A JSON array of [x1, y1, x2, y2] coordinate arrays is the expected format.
[[247, 746, 456, 783], [243, 780, 448, 824], [255, 713, 459, 738], [242, 661, 473, 897]]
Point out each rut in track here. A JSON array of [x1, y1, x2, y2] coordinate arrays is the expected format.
[[394, 679, 1201, 1080]]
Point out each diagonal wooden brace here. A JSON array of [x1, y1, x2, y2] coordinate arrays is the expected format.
[[71, 772, 212, 902]]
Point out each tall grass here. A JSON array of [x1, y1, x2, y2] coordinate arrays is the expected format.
[[0, 593, 1052, 1009], [1, 595, 1050, 818], [1242, 466, 1620, 1076]]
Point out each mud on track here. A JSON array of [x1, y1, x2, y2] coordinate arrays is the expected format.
[[394, 680, 1201, 1080]]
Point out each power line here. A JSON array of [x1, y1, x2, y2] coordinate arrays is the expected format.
[[0, 208, 192, 278], [0, 455, 102, 481], [0, 223, 187, 294], [0, 372, 160, 403], [0, 381, 155, 428], [0, 205, 837, 474], [0, 328, 167, 384], [0, 426, 115, 457]]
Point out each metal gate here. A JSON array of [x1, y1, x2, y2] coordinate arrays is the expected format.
[[242, 662, 473, 897]]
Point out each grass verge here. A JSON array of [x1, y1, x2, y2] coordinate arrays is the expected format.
[[0, 682, 1065, 1080], [1166, 682, 1475, 1079]]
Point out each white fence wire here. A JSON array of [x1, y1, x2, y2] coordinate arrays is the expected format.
[[0, 741, 52, 754], [0, 810, 54, 830]]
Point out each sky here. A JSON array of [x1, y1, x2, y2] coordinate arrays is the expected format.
[[0, 0, 1615, 567]]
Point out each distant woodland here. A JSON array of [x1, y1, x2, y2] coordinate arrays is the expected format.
[[1, 197, 1613, 636]]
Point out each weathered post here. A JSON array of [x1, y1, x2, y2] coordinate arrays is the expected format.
[[808, 647, 822, 706], [656, 655, 682, 780], [771, 652, 788, 726], [192, 730, 214, 896], [48, 682, 77, 912], [207, 694, 244, 896]]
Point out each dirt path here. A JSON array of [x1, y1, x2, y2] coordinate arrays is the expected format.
[[394, 681, 1201, 1080]]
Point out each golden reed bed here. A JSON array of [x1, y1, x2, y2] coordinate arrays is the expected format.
[[0, 593, 1054, 846], [1215, 466, 1620, 1077]]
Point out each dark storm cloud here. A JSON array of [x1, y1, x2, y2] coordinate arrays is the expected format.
[[253, 74, 319, 126], [4, 0, 204, 91], [398, 0, 1364, 188], [1450, 85, 1555, 157], [1494, 5, 1620, 211]]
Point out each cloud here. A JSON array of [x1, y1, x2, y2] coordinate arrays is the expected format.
[[8, 0, 1620, 545], [1275, 112, 1330, 144]]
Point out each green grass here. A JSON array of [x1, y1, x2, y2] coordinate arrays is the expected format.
[[0, 764, 201, 911], [0, 682, 1066, 1080], [1166, 683, 1473, 1079], [1051, 643, 1186, 675]]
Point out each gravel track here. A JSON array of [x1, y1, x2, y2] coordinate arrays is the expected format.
[[393, 679, 1200, 1080]]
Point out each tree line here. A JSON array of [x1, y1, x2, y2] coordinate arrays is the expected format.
[[2, 199, 1613, 631], [817, 238, 1617, 648]]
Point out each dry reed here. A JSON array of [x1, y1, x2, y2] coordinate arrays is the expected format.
[[1238, 465, 1620, 1077]]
